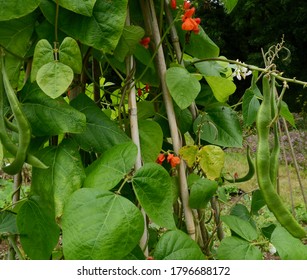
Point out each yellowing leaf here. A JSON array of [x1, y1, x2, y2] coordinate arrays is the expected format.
[[198, 145, 225, 180], [179, 145, 198, 168]]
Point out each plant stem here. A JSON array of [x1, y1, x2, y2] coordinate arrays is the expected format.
[[125, 11, 148, 256], [140, 0, 195, 239]]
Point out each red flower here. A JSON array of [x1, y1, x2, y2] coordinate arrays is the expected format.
[[156, 153, 166, 165], [145, 83, 150, 93], [167, 154, 181, 168], [140, 37, 150, 49], [137, 88, 143, 97], [182, 17, 199, 33], [183, 1, 191, 10], [170, 0, 177, 9], [182, 7, 195, 21]]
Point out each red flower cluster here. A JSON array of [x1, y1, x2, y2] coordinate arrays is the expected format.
[[140, 37, 150, 49], [181, 1, 201, 34], [137, 84, 150, 97], [156, 153, 180, 168]]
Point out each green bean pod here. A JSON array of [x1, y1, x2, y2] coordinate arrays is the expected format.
[[0, 66, 47, 170], [269, 80, 280, 188], [224, 145, 255, 183], [256, 74, 306, 239], [1, 54, 31, 175]]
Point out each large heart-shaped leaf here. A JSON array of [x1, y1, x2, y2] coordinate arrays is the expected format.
[[0, 12, 38, 58], [166, 67, 201, 109], [37, 61, 74, 98], [198, 145, 225, 180], [57, 0, 97, 16], [0, 0, 40, 21], [31, 39, 54, 82], [84, 142, 137, 190], [113, 25, 145, 62], [62, 188, 144, 260], [70, 94, 130, 153], [217, 236, 263, 260], [221, 215, 258, 241], [21, 82, 86, 136], [132, 163, 176, 229], [177, 24, 219, 59], [154, 230, 205, 260], [270, 226, 307, 260], [0, 211, 18, 235], [189, 178, 218, 209], [31, 139, 85, 219], [59, 37, 82, 74], [17, 197, 60, 260], [204, 76, 236, 103], [138, 120, 163, 163], [193, 104, 242, 147], [40, 0, 128, 53]]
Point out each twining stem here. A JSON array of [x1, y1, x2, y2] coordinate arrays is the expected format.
[[191, 57, 307, 88], [125, 11, 148, 256], [140, 0, 195, 239]]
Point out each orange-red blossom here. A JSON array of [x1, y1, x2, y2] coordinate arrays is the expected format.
[[181, 6, 201, 34]]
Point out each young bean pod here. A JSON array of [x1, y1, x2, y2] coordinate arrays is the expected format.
[[1, 54, 31, 175], [224, 145, 255, 183], [256, 74, 306, 239]]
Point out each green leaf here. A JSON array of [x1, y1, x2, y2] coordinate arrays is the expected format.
[[21, 83, 86, 136], [113, 26, 145, 62], [270, 226, 307, 260], [221, 215, 258, 241], [230, 204, 256, 228], [242, 86, 261, 126], [217, 236, 263, 260], [37, 61, 74, 98], [154, 230, 205, 260], [84, 142, 137, 190], [193, 104, 243, 147], [0, 211, 18, 234], [17, 197, 60, 260], [40, 0, 128, 53], [139, 120, 163, 163], [198, 145, 225, 180], [177, 25, 219, 59], [31, 39, 54, 82], [280, 101, 296, 128], [59, 37, 82, 74], [31, 139, 85, 219], [204, 76, 236, 103], [174, 105, 193, 134], [221, 0, 239, 13], [58, 0, 96, 16], [0, 12, 38, 57], [195, 59, 232, 77], [62, 188, 144, 260], [251, 189, 266, 215], [189, 178, 218, 209], [166, 67, 201, 109], [132, 163, 176, 229], [70, 94, 130, 153], [0, 0, 40, 21]]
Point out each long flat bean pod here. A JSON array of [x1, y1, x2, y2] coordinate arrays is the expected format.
[[1, 54, 31, 175], [256, 74, 306, 239], [0, 62, 47, 170]]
